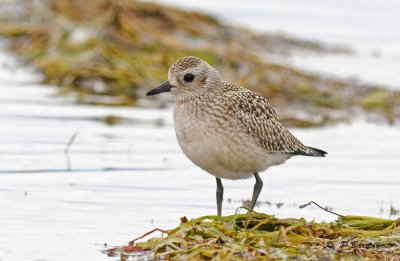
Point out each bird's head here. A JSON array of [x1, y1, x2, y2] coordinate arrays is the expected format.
[[146, 56, 221, 98]]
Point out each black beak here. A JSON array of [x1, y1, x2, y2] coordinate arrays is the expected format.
[[146, 81, 173, 96]]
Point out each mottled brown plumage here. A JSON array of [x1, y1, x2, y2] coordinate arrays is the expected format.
[[147, 56, 326, 215], [220, 82, 316, 155]]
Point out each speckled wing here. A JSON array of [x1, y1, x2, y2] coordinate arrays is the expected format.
[[222, 83, 313, 155]]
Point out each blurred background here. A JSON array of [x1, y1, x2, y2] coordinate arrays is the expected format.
[[0, 0, 399, 260]]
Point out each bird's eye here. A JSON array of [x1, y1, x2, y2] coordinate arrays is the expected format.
[[184, 74, 195, 82]]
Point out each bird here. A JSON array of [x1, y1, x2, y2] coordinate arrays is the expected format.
[[146, 56, 326, 216]]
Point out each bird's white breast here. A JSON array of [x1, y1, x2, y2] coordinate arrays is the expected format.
[[173, 100, 291, 180]]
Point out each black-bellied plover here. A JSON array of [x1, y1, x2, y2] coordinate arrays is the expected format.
[[147, 56, 326, 216]]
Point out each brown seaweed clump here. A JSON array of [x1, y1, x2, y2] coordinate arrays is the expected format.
[[105, 210, 400, 260], [0, 0, 399, 126]]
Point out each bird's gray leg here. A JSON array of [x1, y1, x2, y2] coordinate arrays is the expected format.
[[216, 178, 223, 216], [249, 172, 263, 210]]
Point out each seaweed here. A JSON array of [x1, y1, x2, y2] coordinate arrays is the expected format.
[[104, 208, 400, 260]]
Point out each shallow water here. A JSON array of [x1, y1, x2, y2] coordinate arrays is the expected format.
[[1, 2, 400, 259]]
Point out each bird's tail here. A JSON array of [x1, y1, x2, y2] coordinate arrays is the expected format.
[[293, 146, 327, 157], [306, 147, 327, 157]]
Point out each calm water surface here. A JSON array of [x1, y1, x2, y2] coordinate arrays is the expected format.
[[1, 1, 400, 260]]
